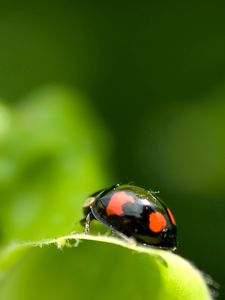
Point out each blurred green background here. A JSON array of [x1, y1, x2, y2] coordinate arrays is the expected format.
[[0, 1, 224, 299]]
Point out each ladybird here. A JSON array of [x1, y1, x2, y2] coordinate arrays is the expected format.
[[80, 183, 177, 250]]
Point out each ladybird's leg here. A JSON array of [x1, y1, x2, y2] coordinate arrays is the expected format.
[[80, 206, 95, 232], [84, 212, 95, 234], [84, 212, 91, 234], [111, 228, 137, 246]]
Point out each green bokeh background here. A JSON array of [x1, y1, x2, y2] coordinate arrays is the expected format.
[[0, 1, 224, 299]]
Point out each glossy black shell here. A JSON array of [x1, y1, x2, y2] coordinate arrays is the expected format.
[[82, 184, 177, 250]]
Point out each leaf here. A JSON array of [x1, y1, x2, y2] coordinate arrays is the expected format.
[[0, 87, 111, 243], [0, 87, 215, 299], [0, 234, 213, 300]]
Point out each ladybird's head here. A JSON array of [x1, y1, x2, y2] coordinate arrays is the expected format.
[[82, 187, 107, 215]]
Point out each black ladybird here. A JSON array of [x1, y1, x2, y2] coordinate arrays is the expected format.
[[80, 184, 177, 250]]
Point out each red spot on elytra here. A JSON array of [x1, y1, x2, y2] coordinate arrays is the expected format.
[[167, 208, 176, 225], [106, 191, 135, 216], [149, 211, 167, 233]]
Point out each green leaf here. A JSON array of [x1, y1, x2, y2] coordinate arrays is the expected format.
[[0, 234, 213, 300], [0, 87, 111, 243], [0, 87, 215, 300]]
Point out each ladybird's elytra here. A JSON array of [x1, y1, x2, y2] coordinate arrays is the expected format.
[[80, 183, 177, 250]]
